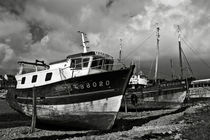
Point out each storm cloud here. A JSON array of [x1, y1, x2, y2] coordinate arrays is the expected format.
[[0, 0, 210, 79]]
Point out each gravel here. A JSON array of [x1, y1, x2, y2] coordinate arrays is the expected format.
[[0, 100, 209, 140]]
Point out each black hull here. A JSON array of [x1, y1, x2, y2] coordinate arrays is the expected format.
[[6, 66, 134, 130]]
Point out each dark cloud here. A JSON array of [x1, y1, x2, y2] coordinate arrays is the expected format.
[[0, 0, 209, 79], [106, 0, 115, 8]]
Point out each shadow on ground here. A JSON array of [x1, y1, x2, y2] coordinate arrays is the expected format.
[[15, 106, 189, 140]]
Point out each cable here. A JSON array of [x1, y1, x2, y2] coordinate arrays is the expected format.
[[180, 47, 194, 77], [182, 38, 210, 69], [148, 57, 155, 78], [138, 64, 172, 79], [122, 31, 155, 60]]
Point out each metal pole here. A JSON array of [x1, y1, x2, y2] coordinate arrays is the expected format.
[[155, 24, 160, 83], [119, 39, 122, 62], [31, 86, 36, 133], [177, 25, 183, 79], [170, 59, 174, 79], [124, 96, 127, 113]]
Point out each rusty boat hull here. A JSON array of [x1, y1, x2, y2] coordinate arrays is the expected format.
[[121, 83, 187, 111], [6, 66, 134, 130]]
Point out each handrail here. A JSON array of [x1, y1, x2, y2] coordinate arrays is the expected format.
[[18, 60, 49, 68]]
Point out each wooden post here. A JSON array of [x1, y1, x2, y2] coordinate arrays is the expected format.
[[31, 86, 36, 133], [124, 96, 127, 113]]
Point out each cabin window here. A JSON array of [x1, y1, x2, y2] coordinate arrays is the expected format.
[[32, 75, 37, 83], [91, 57, 113, 70], [104, 59, 114, 70], [91, 57, 106, 69], [21, 77, 26, 84], [70, 59, 75, 68], [91, 57, 98, 68], [70, 58, 82, 69], [45, 73, 52, 81], [97, 59, 103, 69], [83, 58, 90, 67]]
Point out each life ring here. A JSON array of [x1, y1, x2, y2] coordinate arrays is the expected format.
[[131, 94, 138, 106]]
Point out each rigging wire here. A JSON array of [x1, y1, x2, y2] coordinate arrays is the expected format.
[[182, 38, 210, 70], [122, 25, 172, 79], [148, 57, 155, 78], [180, 47, 194, 77], [144, 67, 172, 79], [136, 62, 172, 79], [122, 31, 155, 60]]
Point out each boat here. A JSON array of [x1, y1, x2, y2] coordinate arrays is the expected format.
[[6, 32, 134, 130], [187, 78, 210, 100], [122, 79, 187, 110], [121, 25, 188, 111], [128, 71, 148, 89], [0, 75, 16, 99]]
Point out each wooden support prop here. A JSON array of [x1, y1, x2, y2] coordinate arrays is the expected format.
[[124, 96, 127, 113], [31, 86, 36, 133]]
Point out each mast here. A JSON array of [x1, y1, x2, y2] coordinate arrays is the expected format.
[[177, 25, 183, 79], [154, 23, 160, 83], [138, 56, 141, 74], [78, 31, 89, 53], [119, 39, 123, 62], [170, 59, 174, 79]]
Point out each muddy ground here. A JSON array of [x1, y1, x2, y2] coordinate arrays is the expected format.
[[0, 99, 210, 140]]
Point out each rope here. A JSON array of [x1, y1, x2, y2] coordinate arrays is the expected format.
[[148, 57, 155, 78], [182, 38, 210, 70], [180, 47, 194, 77], [122, 31, 155, 60], [138, 63, 172, 79]]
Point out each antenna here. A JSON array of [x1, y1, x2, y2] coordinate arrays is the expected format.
[[78, 31, 89, 53]]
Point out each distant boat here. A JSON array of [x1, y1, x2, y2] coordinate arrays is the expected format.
[[0, 75, 16, 99], [122, 79, 187, 110], [187, 79, 210, 100], [128, 71, 148, 89], [6, 32, 134, 130], [121, 25, 187, 111]]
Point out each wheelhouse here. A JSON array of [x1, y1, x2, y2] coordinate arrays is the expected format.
[[66, 51, 114, 73]]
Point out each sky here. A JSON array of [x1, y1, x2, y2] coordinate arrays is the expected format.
[[0, 0, 210, 79]]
